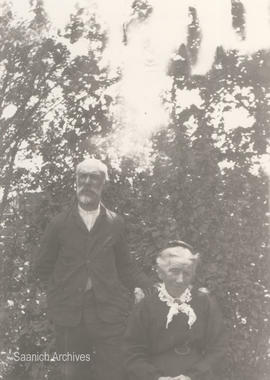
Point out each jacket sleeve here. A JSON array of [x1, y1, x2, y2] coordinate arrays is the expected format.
[[114, 217, 154, 291], [190, 294, 227, 379], [124, 300, 161, 380], [33, 217, 60, 284]]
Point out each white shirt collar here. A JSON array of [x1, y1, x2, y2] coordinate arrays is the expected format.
[[78, 203, 100, 216], [78, 204, 100, 231]]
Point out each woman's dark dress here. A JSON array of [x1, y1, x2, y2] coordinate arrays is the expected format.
[[124, 288, 226, 380]]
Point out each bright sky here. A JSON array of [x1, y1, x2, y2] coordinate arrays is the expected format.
[[10, 0, 89, 28], [6, 0, 270, 167]]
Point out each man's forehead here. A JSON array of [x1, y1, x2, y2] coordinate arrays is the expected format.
[[168, 260, 193, 269], [77, 168, 104, 175]]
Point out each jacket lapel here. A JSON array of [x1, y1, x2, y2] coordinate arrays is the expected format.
[[71, 203, 114, 259], [71, 204, 89, 233], [87, 205, 115, 259], [87, 204, 106, 238]]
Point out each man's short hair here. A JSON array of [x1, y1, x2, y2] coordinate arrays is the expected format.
[[76, 158, 109, 180]]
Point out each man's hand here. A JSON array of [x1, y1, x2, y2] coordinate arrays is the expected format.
[[134, 288, 145, 303], [134, 285, 159, 303], [142, 284, 159, 296]]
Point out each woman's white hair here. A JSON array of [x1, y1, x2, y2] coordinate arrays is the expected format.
[[156, 245, 200, 268]]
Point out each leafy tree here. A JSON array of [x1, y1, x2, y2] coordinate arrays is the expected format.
[[0, 0, 70, 220], [0, 1, 269, 380]]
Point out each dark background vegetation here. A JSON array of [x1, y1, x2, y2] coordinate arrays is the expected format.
[[0, 1, 269, 379]]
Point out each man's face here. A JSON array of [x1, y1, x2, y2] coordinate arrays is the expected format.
[[157, 247, 197, 295], [76, 169, 105, 208]]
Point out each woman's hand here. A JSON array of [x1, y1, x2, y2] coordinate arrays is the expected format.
[[158, 375, 191, 380]]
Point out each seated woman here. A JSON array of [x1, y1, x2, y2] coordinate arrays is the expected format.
[[124, 241, 227, 380]]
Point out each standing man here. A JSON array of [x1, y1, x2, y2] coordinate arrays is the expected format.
[[34, 158, 153, 380]]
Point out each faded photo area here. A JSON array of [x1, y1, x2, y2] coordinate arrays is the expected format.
[[0, 1, 269, 380]]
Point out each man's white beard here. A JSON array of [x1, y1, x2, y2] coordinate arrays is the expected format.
[[77, 193, 92, 205]]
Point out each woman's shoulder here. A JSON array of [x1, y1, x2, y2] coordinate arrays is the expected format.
[[192, 287, 216, 306], [128, 293, 163, 327], [197, 287, 210, 295], [193, 287, 223, 314], [134, 290, 167, 315]]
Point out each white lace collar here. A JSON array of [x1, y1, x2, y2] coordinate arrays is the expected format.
[[157, 283, 197, 329]]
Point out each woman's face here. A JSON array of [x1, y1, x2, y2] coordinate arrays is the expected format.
[[157, 247, 197, 296]]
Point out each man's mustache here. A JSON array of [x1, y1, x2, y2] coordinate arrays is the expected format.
[[78, 187, 98, 196]]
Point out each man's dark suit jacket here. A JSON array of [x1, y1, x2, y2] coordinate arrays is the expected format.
[[34, 204, 152, 326]]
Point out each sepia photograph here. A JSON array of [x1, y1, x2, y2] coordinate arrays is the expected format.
[[0, 1, 269, 380]]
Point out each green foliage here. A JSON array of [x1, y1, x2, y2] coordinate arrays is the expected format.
[[0, 1, 269, 380]]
